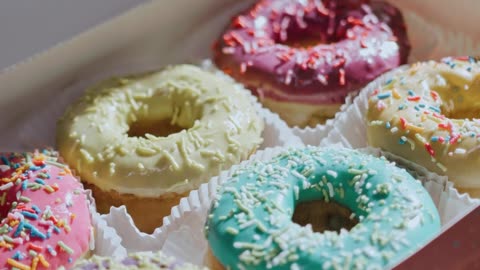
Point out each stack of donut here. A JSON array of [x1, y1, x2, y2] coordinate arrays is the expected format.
[[6, 0, 476, 269]]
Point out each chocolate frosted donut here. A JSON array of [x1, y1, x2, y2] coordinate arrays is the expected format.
[[214, 0, 410, 127]]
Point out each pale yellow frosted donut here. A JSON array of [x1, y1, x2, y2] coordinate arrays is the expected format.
[[56, 65, 264, 197], [367, 57, 480, 197]]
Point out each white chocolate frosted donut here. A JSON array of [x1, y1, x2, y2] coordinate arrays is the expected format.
[[57, 65, 263, 198], [367, 57, 480, 197]]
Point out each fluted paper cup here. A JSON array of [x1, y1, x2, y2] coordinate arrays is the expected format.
[[111, 145, 479, 267]]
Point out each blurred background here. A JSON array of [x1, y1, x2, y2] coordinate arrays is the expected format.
[[0, 0, 143, 70]]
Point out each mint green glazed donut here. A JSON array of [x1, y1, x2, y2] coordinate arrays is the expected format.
[[205, 147, 440, 270]]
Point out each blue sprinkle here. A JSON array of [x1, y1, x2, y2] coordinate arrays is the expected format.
[[21, 211, 38, 220], [469, 56, 476, 63], [46, 231, 51, 239], [12, 251, 22, 260], [429, 106, 440, 113], [398, 138, 407, 145], [418, 103, 426, 108], [398, 104, 406, 110], [31, 205, 41, 214], [414, 105, 420, 111], [445, 136, 451, 142], [467, 67, 472, 72], [408, 89, 415, 96], [386, 122, 391, 129], [1, 156, 9, 166], [385, 79, 393, 85], [431, 136, 439, 142], [29, 166, 41, 171], [34, 178, 45, 185], [53, 226, 61, 234], [377, 92, 392, 99], [68, 258, 73, 263], [21, 181, 28, 191], [13, 220, 24, 237], [30, 228, 47, 240], [471, 133, 476, 138], [57, 176, 63, 180]]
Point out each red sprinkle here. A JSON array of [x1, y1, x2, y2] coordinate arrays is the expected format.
[[430, 91, 439, 101], [438, 122, 452, 132], [425, 143, 435, 156], [339, 68, 346, 85], [407, 96, 421, 102], [28, 243, 43, 252], [400, 117, 408, 129], [449, 134, 461, 145]]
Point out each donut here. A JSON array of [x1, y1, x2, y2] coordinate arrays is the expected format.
[[214, 0, 410, 127], [0, 150, 93, 269], [367, 57, 480, 198], [56, 64, 264, 233], [72, 251, 207, 270], [205, 147, 440, 269]]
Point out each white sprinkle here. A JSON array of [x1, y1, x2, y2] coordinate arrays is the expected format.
[[390, 127, 399, 134], [0, 165, 10, 172], [0, 182, 13, 191], [454, 148, 467, 155], [327, 182, 335, 198], [326, 170, 338, 178]]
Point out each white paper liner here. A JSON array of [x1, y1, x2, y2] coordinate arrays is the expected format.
[[108, 145, 478, 267], [88, 190, 127, 257], [293, 10, 480, 146]]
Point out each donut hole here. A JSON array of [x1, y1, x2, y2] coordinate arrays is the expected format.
[[292, 200, 358, 233], [127, 118, 189, 138]]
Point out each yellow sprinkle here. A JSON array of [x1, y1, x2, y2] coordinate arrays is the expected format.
[[31, 257, 39, 270], [392, 89, 401, 99], [43, 185, 55, 194], [7, 258, 31, 270], [38, 254, 50, 268], [405, 124, 424, 133]]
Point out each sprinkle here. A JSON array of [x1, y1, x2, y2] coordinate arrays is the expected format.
[[7, 258, 30, 270], [58, 241, 74, 254], [0, 182, 13, 191], [454, 148, 467, 155], [339, 68, 346, 85], [19, 196, 31, 203], [399, 117, 407, 129], [424, 143, 435, 156], [21, 211, 39, 220], [377, 92, 392, 100]]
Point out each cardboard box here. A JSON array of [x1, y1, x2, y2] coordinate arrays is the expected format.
[[0, 0, 478, 267]]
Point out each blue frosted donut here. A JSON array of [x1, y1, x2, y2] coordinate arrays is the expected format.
[[205, 147, 440, 269]]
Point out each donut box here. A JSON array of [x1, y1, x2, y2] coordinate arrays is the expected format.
[[0, 0, 479, 268]]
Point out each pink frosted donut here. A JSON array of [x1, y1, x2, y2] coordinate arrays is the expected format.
[[214, 0, 410, 127], [0, 151, 93, 269]]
